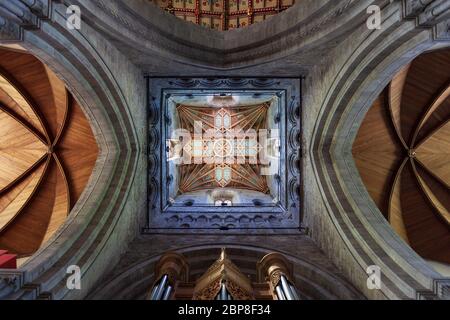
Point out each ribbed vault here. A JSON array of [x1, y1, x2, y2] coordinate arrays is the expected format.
[[353, 48, 450, 265], [176, 103, 270, 193], [0, 48, 98, 258], [149, 0, 296, 30]]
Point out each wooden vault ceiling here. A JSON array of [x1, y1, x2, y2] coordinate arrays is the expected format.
[[176, 104, 270, 194], [149, 0, 296, 30], [0, 48, 98, 257], [353, 49, 450, 265]]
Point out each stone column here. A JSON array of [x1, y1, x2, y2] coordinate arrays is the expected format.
[[257, 253, 297, 300]]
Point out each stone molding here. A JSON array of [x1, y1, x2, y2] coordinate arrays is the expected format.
[[68, 0, 384, 74], [144, 77, 302, 232]]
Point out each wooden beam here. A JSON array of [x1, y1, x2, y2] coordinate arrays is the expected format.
[[388, 64, 410, 150], [412, 160, 450, 226], [411, 81, 450, 148], [0, 64, 51, 145], [387, 157, 409, 243], [0, 159, 48, 232]]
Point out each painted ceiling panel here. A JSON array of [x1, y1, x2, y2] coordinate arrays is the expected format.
[[149, 0, 296, 30], [175, 103, 270, 194]]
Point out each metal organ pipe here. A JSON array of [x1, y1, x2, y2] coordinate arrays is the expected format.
[[152, 274, 169, 300], [289, 283, 300, 300], [280, 275, 296, 300], [220, 283, 227, 300], [275, 285, 286, 300], [162, 285, 173, 300]]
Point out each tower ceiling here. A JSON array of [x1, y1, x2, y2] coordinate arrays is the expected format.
[[175, 103, 270, 194], [149, 0, 296, 30]]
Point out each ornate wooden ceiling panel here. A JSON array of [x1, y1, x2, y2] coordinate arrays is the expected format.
[[0, 109, 47, 191], [146, 78, 301, 232], [353, 49, 450, 265], [0, 48, 98, 257], [149, 0, 296, 30], [176, 103, 270, 193]]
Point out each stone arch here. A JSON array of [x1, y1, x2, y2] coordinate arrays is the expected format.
[[0, 2, 145, 300], [87, 244, 364, 300], [308, 2, 450, 300], [73, 0, 380, 74]]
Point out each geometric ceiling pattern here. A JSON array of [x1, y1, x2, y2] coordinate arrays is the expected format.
[[175, 103, 270, 193], [353, 49, 450, 265], [147, 78, 301, 232], [149, 0, 296, 30], [0, 48, 98, 257]]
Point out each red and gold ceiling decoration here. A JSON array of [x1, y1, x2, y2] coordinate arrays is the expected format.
[[149, 0, 296, 30], [0, 48, 98, 257], [174, 103, 270, 194], [353, 49, 450, 265]]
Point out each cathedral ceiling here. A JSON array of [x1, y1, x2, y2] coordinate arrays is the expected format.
[[353, 48, 450, 265], [70, 0, 363, 76], [175, 103, 270, 194], [148, 0, 296, 31], [0, 48, 98, 258], [147, 78, 301, 232]]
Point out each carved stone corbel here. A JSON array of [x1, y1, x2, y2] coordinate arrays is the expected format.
[[433, 18, 450, 40], [0, 0, 54, 35], [403, 0, 434, 18], [416, 279, 450, 300]]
